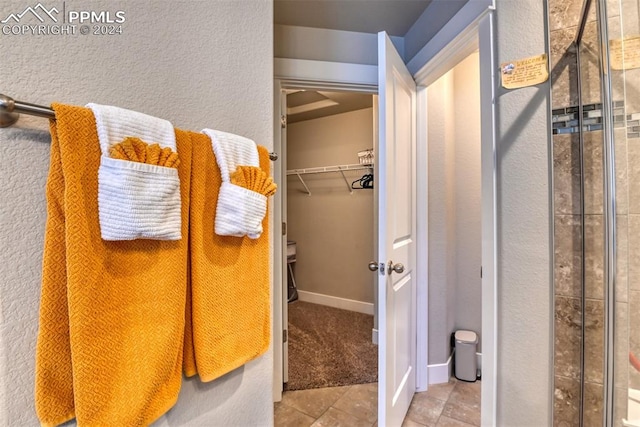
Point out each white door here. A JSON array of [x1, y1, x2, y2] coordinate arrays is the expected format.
[[279, 89, 289, 386], [376, 31, 417, 426]]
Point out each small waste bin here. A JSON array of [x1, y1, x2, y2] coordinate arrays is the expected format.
[[454, 330, 478, 382]]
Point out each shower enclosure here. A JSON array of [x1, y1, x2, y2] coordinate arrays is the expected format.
[[553, 0, 640, 425]]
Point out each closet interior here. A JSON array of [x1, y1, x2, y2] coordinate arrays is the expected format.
[[283, 89, 379, 391]]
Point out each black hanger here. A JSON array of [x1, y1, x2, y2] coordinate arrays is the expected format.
[[351, 173, 374, 190]]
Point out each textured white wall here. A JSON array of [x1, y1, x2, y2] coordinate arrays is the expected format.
[[453, 52, 482, 348], [274, 25, 404, 64], [0, 1, 274, 425], [494, 0, 553, 424], [426, 52, 482, 365], [427, 69, 457, 365]]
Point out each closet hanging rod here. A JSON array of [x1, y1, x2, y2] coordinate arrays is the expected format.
[[285, 164, 372, 176], [0, 93, 279, 161]]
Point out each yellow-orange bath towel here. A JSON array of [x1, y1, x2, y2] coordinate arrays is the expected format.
[[183, 133, 271, 381], [35, 104, 192, 426]]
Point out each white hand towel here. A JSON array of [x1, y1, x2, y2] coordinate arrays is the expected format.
[[88, 103, 181, 241], [87, 103, 177, 154], [202, 129, 265, 239]]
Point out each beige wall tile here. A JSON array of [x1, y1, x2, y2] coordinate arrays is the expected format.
[[629, 290, 640, 389], [554, 375, 580, 426], [551, 27, 579, 109], [615, 129, 629, 215], [554, 134, 582, 215], [583, 131, 604, 215], [615, 386, 628, 426], [619, 0, 639, 30], [617, 215, 629, 302], [584, 299, 605, 384], [620, 69, 640, 114], [549, 0, 584, 31], [579, 20, 604, 106], [585, 214, 605, 299], [615, 302, 629, 389], [628, 140, 640, 214], [584, 382, 605, 427], [628, 215, 640, 290], [555, 296, 582, 380], [555, 215, 582, 298]]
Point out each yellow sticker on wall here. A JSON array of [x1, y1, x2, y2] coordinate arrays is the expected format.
[[500, 53, 549, 89], [610, 36, 640, 70]]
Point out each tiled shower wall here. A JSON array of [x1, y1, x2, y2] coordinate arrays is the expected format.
[[550, 0, 640, 424], [550, 1, 605, 419]]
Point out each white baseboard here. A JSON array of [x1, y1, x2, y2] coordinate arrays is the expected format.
[[372, 328, 378, 345], [428, 353, 454, 385], [296, 290, 374, 315], [428, 352, 483, 384]]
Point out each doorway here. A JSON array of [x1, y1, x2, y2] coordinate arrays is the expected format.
[[273, 8, 498, 425], [425, 50, 483, 383], [282, 89, 379, 392], [405, 50, 484, 426]]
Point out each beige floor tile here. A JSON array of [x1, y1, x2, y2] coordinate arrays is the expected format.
[[332, 383, 378, 423], [275, 402, 316, 427], [447, 381, 481, 410], [405, 393, 446, 426], [275, 377, 482, 427], [422, 378, 457, 402], [282, 386, 350, 418], [311, 407, 373, 427], [441, 400, 480, 426], [436, 415, 477, 427], [402, 417, 427, 427]]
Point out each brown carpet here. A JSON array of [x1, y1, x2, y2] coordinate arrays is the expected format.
[[285, 301, 378, 391]]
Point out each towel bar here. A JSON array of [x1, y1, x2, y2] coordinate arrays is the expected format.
[[0, 93, 279, 161]]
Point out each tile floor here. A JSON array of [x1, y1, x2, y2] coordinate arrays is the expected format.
[[274, 377, 481, 427]]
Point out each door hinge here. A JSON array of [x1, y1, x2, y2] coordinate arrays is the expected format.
[[281, 115, 287, 128], [283, 329, 288, 343], [480, 266, 483, 278], [282, 222, 287, 235]]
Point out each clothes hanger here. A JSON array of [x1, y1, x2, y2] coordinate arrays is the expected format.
[[351, 173, 373, 189]]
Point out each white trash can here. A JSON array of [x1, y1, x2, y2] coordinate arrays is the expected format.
[[454, 330, 478, 382]]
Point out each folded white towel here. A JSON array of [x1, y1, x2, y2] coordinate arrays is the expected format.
[[87, 103, 177, 154], [202, 128, 265, 239], [203, 129, 259, 181], [87, 103, 181, 241]]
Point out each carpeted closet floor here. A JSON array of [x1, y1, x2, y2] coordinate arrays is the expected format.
[[285, 301, 378, 391]]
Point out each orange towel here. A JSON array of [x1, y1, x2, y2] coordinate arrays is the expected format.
[[35, 104, 192, 426], [183, 133, 271, 381]]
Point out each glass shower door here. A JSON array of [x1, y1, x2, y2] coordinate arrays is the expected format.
[[577, 1, 607, 424], [609, 0, 640, 425], [576, 0, 639, 425]]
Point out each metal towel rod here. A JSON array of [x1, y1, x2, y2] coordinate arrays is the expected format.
[[0, 93, 278, 161]]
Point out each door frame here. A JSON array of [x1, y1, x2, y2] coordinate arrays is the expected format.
[[410, 5, 497, 425], [272, 71, 378, 403], [272, 65, 426, 401], [272, 5, 497, 425]]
